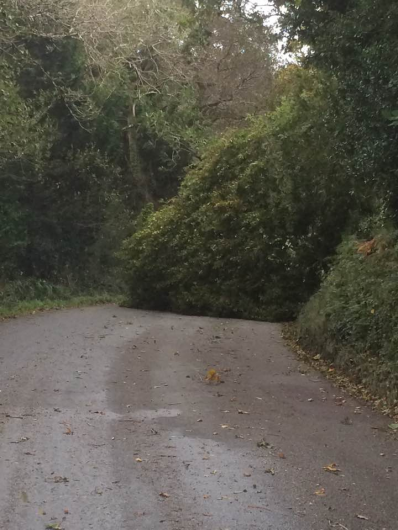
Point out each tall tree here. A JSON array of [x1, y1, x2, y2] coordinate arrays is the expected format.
[[278, 0, 398, 213]]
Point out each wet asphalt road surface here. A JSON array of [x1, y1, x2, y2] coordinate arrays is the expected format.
[[0, 305, 397, 530]]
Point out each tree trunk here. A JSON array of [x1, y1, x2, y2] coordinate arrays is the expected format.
[[126, 99, 152, 206]]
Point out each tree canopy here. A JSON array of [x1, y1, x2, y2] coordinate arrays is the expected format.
[[0, 0, 276, 285]]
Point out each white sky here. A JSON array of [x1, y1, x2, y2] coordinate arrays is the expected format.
[[248, 2, 295, 64], [248, 2, 279, 25]]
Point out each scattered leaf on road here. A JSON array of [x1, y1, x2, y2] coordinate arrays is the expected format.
[[159, 492, 170, 498], [238, 410, 250, 415], [135, 458, 143, 463], [206, 369, 221, 383], [264, 468, 275, 475], [62, 423, 73, 435], [388, 424, 398, 431], [21, 491, 29, 503], [356, 515, 369, 520], [46, 476, 69, 484], [323, 463, 340, 474], [314, 488, 326, 496], [10, 437, 29, 444]]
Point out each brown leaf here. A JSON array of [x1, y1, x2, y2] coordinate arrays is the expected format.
[[314, 488, 326, 497], [62, 423, 73, 435], [357, 238, 376, 256], [159, 492, 170, 498]]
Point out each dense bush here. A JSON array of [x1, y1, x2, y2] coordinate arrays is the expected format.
[[297, 228, 398, 403], [122, 71, 352, 320]]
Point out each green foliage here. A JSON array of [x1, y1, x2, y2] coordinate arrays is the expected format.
[[0, 63, 52, 277], [0, 278, 122, 318], [136, 85, 209, 200], [2, 0, 273, 295], [20, 149, 123, 282], [280, 0, 398, 213], [122, 70, 352, 320], [275, 0, 398, 401], [0, 0, 213, 288], [298, 228, 398, 404]]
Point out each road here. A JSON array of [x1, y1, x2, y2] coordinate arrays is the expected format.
[[0, 305, 397, 530]]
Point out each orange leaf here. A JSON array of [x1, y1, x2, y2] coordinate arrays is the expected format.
[[323, 463, 340, 474], [205, 369, 221, 383]]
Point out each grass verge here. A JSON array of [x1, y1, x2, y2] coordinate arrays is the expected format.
[[0, 279, 124, 319], [0, 293, 124, 320]]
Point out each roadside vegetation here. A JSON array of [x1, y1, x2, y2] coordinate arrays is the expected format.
[[2, 1, 398, 404], [0, 279, 122, 318], [1, 0, 275, 313], [297, 229, 398, 407]]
